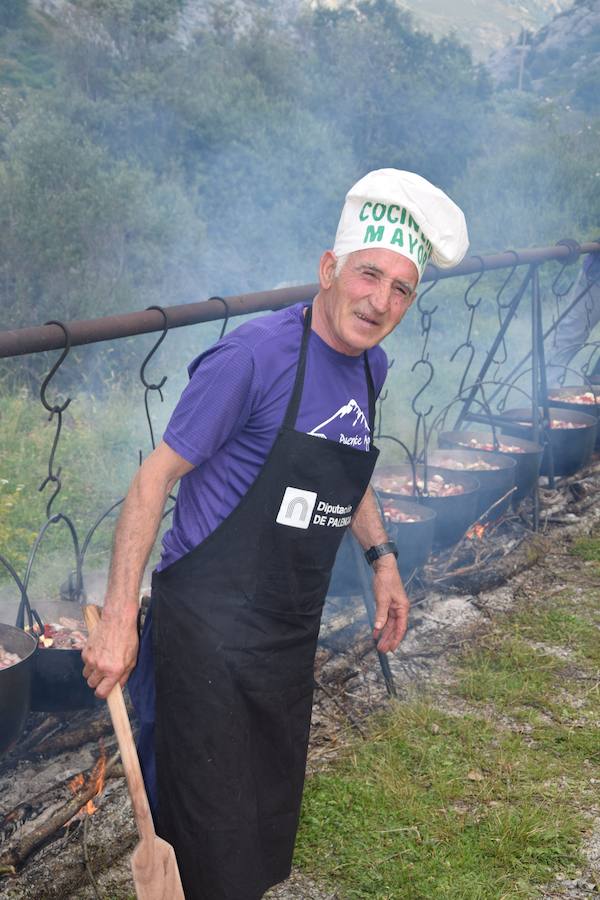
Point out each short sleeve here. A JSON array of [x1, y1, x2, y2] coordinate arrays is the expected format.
[[368, 346, 389, 397], [163, 341, 256, 467]]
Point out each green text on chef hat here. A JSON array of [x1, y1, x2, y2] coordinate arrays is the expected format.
[[358, 201, 433, 275]]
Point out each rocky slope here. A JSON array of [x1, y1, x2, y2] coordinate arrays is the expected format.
[[29, 0, 572, 62], [394, 0, 571, 61], [487, 0, 600, 110]]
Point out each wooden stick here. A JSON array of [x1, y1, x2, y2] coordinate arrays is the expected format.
[[83, 605, 156, 847]]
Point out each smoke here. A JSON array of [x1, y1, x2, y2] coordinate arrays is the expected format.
[[0, 0, 597, 593]]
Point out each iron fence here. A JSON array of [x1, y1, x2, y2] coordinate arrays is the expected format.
[[1, 238, 599, 617]]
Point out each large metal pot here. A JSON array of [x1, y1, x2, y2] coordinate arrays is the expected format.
[[427, 448, 516, 521], [0, 623, 37, 755], [500, 407, 597, 477], [379, 497, 437, 572], [327, 499, 436, 597], [546, 387, 600, 449], [438, 430, 543, 504], [19, 598, 96, 713], [373, 464, 480, 549]]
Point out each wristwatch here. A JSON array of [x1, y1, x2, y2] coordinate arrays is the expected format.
[[364, 541, 398, 566]]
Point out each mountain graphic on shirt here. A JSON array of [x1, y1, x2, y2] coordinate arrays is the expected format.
[[308, 399, 370, 439]]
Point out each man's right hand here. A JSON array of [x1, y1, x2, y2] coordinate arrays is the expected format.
[[82, 612, 139, 700]]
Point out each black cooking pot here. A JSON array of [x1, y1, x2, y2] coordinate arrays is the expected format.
[[545, 387, 600, 449], [327, 499, 436, 597], [18, 598, 96, 712], [427, 448, 516, 522], [381, 497, 437, 571], [500, 407, 597, 477], [373, 464, 480, 549], [0, 623, 37, 756], [438, 430, 543, 504]]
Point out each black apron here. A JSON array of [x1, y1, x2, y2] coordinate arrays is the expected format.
[[151, 308, 379, 900]]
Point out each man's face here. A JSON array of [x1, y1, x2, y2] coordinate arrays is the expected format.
[[315, 248, 419, 355]]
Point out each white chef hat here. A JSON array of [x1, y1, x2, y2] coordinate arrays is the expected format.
[[333, 168, 469, 282]]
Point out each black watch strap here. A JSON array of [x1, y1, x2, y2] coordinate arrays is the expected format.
[[364, 541, 398, 566]]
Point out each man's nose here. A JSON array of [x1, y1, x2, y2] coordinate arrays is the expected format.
[[369, 280, 392, 313]]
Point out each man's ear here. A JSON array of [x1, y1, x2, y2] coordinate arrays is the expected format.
[[319, 251, 337, 290]]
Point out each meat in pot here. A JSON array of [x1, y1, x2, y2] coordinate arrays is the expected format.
[[0, 644, 22, 670]]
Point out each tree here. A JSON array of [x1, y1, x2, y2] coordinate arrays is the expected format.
[[0, 0, 27, 29]]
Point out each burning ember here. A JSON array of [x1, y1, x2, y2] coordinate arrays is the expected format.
[[68, 748, 108, 817], [466, 523, 488, 540], [516, 419, 588, 429], [375, 473, 465, 496], [381, 502, 418, 523], [35, 617, 87, 650], [458, 438, 526, 453], [0, 644, 22, 670], [434, 457, 499, 471], [548, 391, 598, 405]]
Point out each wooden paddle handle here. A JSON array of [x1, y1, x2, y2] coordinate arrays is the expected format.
[[84, 604, 156, 846]]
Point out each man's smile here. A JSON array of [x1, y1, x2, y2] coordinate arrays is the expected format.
[[354, 310, 380, 326]]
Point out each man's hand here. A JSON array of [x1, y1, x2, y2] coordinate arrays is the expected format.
[[82, 611, 139, 699], [371, 555, 409, 653]]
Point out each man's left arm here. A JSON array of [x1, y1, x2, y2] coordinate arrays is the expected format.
[[350, 485, 409, 653]]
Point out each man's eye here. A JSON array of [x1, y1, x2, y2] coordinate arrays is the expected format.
[[394, 285, 410, 297]]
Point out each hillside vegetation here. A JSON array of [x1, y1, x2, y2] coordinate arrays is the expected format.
[[489, 0, 600, 112], [0, 0, 597, 385]]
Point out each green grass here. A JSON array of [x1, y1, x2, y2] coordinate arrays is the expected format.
[[0, 387, 171, 595], [571, 531, 600, 570], [296, 703, 586, 899], [455, 634, 563, 716], [296, 571, 600, 897]]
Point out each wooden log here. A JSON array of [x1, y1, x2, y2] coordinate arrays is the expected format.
[[0, 752, 119, 871], [0, 716, 65, 777], [31, 714, 114, 758], [0, 787, 137, 900], [0, 755, 120, 840], [432, 533, 547, 594]]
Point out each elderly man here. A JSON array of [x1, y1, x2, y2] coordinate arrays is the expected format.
[[82, 169, 468, 900]]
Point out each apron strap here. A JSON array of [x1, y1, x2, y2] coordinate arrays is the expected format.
[[364, 351, 376, 437], [283, 303, 377, 434], [283, 305, 313, 429]]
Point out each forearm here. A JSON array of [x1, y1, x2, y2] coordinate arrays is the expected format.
[[351, 484, 409, 651], [351, 485, 388, 549], [103, 467, 172, 626]]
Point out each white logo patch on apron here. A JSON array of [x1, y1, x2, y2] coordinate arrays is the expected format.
[[276, 487, 318, 529]]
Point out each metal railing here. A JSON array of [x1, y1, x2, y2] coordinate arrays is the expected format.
[[1, 238, 599, 612]]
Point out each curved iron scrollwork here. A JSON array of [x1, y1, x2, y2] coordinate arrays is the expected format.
[[450, 255, 485, 397], [139, 305, 169, 455], [580, 339, 600, 382], [409, 268, 441, 487], [38, 320, 73, 519], [550, 239, 581, 357], [209, 296, 231, 340], [492, 250, 519, 378]]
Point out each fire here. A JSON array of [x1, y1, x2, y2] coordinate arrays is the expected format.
[[466, 522, 488, 540], [68, 745, 108, 817]]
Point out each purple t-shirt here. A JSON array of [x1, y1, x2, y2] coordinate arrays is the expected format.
[[158, 303, 387, 569]]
